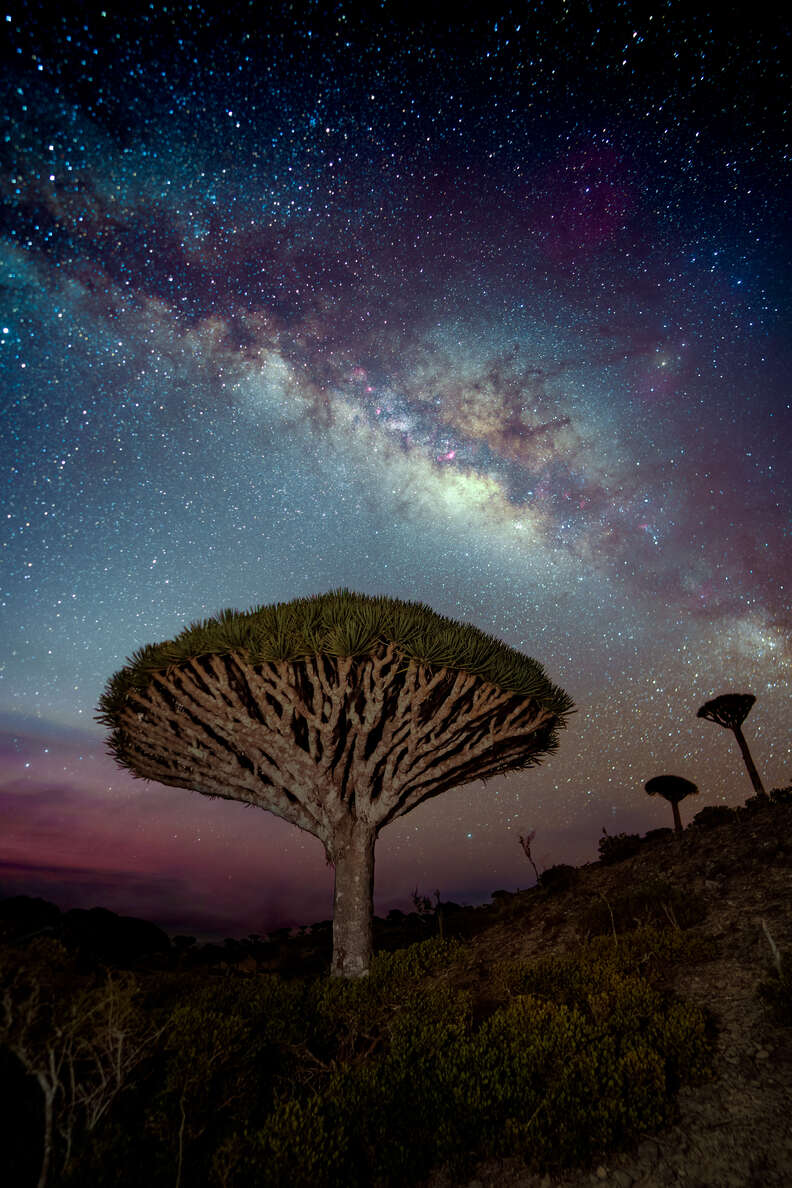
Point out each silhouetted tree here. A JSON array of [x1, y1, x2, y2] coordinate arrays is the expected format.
[[0, 939, 163, 1188], [97, 590, 572, 977], [172, 935, 197, 953], [645, 774, 699, 834], [0, 895, 60, 944], [697, 693, 766, 796], [62, 906, 170, 966]]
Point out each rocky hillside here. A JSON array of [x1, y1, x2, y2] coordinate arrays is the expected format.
[[427, 796, 792, 1188]]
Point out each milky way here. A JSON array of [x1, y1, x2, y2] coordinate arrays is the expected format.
[[1, 4, 790, 938]]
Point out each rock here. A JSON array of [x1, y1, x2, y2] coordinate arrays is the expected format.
[[612, 1172, 634, 1188]]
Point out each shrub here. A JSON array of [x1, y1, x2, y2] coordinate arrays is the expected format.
[[538, 864, 577, 894], [211, 928, 716, 1187], [496, 925, 717, 1002], [458, 985, 712, 1168], [739, 795, 767, 816], [139, 975, 312, 1186], [370, 936, 463, 982], [598, 829, 642, 865], [691, 805, 737, 829], [212, 983, 472, 1188], [579, 880, 707, 938], [642, 827, 674, 844], [769, 785, 792, 806]]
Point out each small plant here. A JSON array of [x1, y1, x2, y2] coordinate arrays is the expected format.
[[642, 827, 674, 844], [410, 888, 445, 935], [538, 864, 577, 894], [598, 828, 642, 865], [738, 794, 768, 816], [580, 879, 707, 939], [411, 888, 434, 917], [518, 829, 541, 883], [769, 785, 792, 806], [691, 804, 737, 829]]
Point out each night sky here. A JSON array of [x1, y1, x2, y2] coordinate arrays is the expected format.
[[2, 2, 790, 942]]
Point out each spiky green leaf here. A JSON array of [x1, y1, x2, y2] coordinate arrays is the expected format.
[[96, 589, 574, 727]]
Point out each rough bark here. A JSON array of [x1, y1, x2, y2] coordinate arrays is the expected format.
[[732, 726, 766, 796], [330, 818, 376, 978]]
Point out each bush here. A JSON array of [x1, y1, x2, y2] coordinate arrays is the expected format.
[[538, 864, 577, 894], [769, 785, 792, 806], [500, 924, 714, 989], [212, 926, 716, 1187], [739, 795, 767, 816], [642, 827, 674, 845], [598, 829, 642, 865], [691, 805, 737, 829], [579, 880, 707, 938]]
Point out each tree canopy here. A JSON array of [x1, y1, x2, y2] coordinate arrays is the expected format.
[[99, 590, 572, 728], [645, 774, 699, 834], [697, 693, 756, 732]]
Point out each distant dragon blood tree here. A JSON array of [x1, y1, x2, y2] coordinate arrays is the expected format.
[[644, 774, 699, 834], [697, 692, 766, 797], [97, 590, 573, 977]]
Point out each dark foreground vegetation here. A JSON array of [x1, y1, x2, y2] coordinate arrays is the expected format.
[[1, 789, 790, 1188]]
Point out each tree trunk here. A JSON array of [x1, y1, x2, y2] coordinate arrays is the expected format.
[[732, 726, 766, 796], [35, 1073, 55, 1188], [671, 799, 682, 834], [331, 819, 376, 978]]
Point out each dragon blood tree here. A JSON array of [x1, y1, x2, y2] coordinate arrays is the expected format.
[[644, 774, 699, 834], [97, 590, 573, 977], [697, 693, 766, 797]]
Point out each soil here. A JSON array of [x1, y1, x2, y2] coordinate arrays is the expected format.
[[426, 799, 792, 1188]]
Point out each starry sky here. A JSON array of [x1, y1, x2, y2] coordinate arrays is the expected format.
[[1, 2, 790, 942]]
